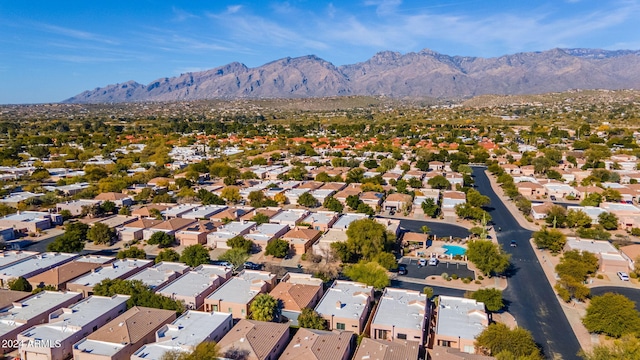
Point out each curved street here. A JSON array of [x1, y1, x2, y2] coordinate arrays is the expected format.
[[591, 286, 640, 311], [473, 167, 582, 360]]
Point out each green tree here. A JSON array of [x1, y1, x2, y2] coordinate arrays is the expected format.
[[250, 213, 270, 225], [155, 249, 181, 263], [373, 252, 398, 270], [248, 191, 266, 207], [346, 195, 362, 210], [532, 228, 567, 254], [598, 212, 619, 230], [162, 341, 220, 360], [100, 200, 117, 214], [346, 168, 365, 184], [343, 261, 390, 289], [117, 246, 147, 259], [118, 206, 132, 216], [221, 186, 241, 203], [323, 196, 344, 213], [545, 205, 567, 228], [566, 209, 593, 228], [580, 193, 603, 207], [180, 244, 210, 267], [227, 235, 253, 253], [87, 223, 117, 245], [579, 335, 640, 360], [466, 189, 491, 208], [265, 238, 289, 258], [297, 308, 328, 330], [427, 175, 451, 190], [8, 277, 32, 292], [345, 218, 395, 262], [602, 188, 623, 202], [475, 323, 542, 359], [466, 288, 504, 312], [421, 198, 439, 218], [249, 293, 278, 322], [466, 240, 510, 276], [298, 192, 320, 208], [93, 278, 183, 313], [583, 293, 640, 338], [147, 232, 176, 248], [218, 248, 250, 271], [47, 221, 89, 253], [555, 250, 598, 301]]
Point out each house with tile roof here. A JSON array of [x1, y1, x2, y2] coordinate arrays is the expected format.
[[142, 217, 197, 241], [0, 291, 82, 353], [0, 289, 31, 309], [17, 294, 130, 360], [117, 218, 164, 242], [94, 192, 133, 207], [217, 319, 290, 360], [73, 306, 176, 360], [156, 264, 231, 311], [27, 255, 114, 290], [204, 270, 276, 319], [270, 273, 324, 326], [315, 280, 374, 335], [279, 328, 354, 360], [131, 310, 233, 360], [353, 338, 420, 360], [174, 220, 217, 246], [281, 227, 322, 255], [131, 205, 171, 219]]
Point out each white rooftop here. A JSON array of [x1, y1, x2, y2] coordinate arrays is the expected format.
[[18, 295, 130, 344], [181, 205, 227, 219], [332, 213, 368, 230], [131, 310, 232, 360], [315, 280, 373, 320], [372, 288, 427, 331], [68, 258, 152, 287], [206, 270, 274, 305], [271, 209, 309, 224], [303, 212, 338, 225], [566, 237, 620, 255], [0, 291, 81, 337], [435, 295, 487, 341], [161, 204, 200, 218], [0, 252, 77, 279], [0, 250, 38, 268]]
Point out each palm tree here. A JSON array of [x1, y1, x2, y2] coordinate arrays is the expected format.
[[420, 225, 431, 235]]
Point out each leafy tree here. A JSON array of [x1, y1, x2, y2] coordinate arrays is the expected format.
[[422, 286, 434, 299], [298, 192, 320, 208], [580, 335, 640, 360], [475, 323, 542, 359], [576, 225, 611, 240], [346, 195, 362, 210], [466, 288, 504, 312], [100, 200, 117, 214], [580, 193, 602, 207], [227, 235, 253, 253], [93, 278, 183, 313], [566, 209, 593, 228], [118, 206, 132, 216], [87, 223, 117, 245], [373, 252, 398, 270], [250, 213, 270, 225], [248, 191, 266, 207], [466, 189, 491, 208], [555, 250, 598, 301], [152, 193, 176, 204], [265, 238, 289, 258], [180, 244, 210, 267], [117, 246, 147, 259], [602, 188, 622, 202], [421, 198, 439, 218], [356, 203, 375, 216], [466, 240, 510, 276], [47, 221, 89, 253], [221, 186, 241, 203], [32, 284, 58, 293], [343, 261, 390, 289], [155, 249, 180, 263], [345, 218, 395, 262], [161, 341, 220, 360], [427, 175, 451, 190], [298, 308, 328, 330], [455, 203, 492, 223], [598, 212, 619, 230], [198, 189, 226, 205], [532, 228, 566, 254], [545, 205, 567, 228], [8, 277, 32, 292], [583, 293, 640, 338], [363, 159, 378, 169], [345, 168, 365, 184], [218, 248, 250, 271], [249, 293, 278, 322], [273, 192, 287, 204], [147, 232, 176, 248], [323, 196, 344, 213]]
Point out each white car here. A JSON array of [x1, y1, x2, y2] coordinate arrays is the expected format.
[[428, 257, 439, 266], [618, 272, 630, 281], [418, 258, 427, 267]]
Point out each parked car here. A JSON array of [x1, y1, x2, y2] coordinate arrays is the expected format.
[[618, 272, 630, 281], [211, 261, 233, 269], [397, 264, 408, 275], [243, 261, 263, 270], [510, 240, 517, 247], [418, 258, 427, 267], [550, 195, 557, 201], [428, 257, 439, 266]]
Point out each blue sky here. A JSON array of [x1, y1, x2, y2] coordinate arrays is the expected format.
[[1, 0, 640, 104]]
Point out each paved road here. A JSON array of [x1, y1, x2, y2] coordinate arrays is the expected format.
[[390, 279, 466, 298], [591, 286, 640, 312], [400, 258, 475, 280], [473, 166, 582, 360], [377, 216, 471, 239]]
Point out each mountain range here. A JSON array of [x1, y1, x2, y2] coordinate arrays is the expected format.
[[63, 48, 640, 103]]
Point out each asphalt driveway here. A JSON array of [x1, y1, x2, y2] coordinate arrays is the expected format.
[[399, 257, 475, 279]]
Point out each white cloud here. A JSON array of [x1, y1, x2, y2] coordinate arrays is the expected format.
[[226, 5, 243, 14]]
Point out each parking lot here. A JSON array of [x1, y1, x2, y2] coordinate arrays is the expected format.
[[399, 257, 475, 279]]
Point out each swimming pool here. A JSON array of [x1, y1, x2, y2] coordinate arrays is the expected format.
[[442, 244, 467, 256]]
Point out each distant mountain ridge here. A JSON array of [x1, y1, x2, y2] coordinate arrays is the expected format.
[[64, 48, 640, 103]]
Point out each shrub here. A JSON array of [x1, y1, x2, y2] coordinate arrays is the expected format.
[[478, 275, 484, 280], [451, 274, 459, 280], [597, 274, 604, 279], [462, 278, 471, 284], [555, 284, 571, 302], [475, 280, 482, 284], [441, 272, 449, 279]]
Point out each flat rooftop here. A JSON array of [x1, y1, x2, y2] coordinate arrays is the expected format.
[[566, 237, 619, 254], [372, 288, 427, 331], [0, 291, 81, 337], [315, 281, 373, 320], [332, 214, 367, 229], [435, 295, 487, 341], [68, 258, 152, 287], [0, 252, 77, 278], [181, 205, 227, 219], [206, 270, 274, 305], [0, 251, 38, 268]]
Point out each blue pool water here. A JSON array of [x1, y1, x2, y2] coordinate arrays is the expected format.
[[442, 244, 467, 256]]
